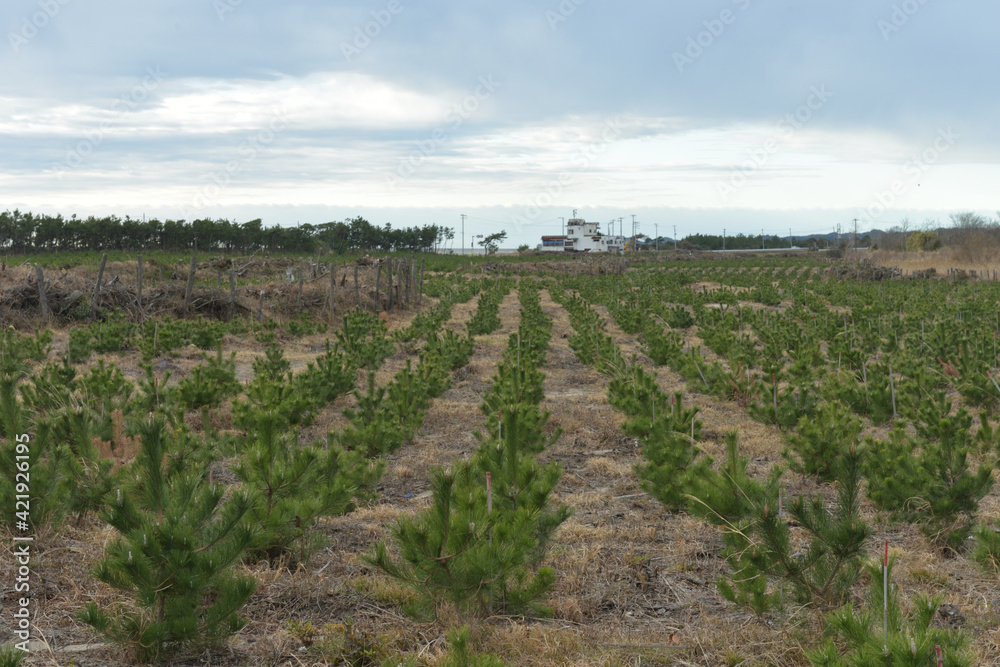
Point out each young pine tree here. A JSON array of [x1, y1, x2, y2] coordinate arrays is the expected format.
[[364, 463, 559, 620], [808, 558, 975, 666], [235, 410, 383, 563], [79, 417, 256, 663], [783, 400, 863, 483], [717, 444, 869, 614], [635, 422, 711, 513], [365, 403, 569, 620], [864, 392, 993, 549]]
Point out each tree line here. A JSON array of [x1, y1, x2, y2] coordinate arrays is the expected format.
[[0, 210, 454, 255]]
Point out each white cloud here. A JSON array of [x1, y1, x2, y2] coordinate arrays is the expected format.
[[0, 71, 450, 139]]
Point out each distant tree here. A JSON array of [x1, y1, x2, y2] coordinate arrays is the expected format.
[[479, 231, 507, 255]]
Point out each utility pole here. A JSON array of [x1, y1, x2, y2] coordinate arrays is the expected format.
[[618, 217, 623, 238], [723, 228, 726, 254], [673, 225, 677, 251], [654, 223, 659, 252], [852, 217, 859, 249], [789, 227, 793, 249], [560, 217, 565, 235], [461, 214, 466, 256]]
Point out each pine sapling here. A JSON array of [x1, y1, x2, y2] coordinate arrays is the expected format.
[[715, 441, 869, 614], [79, 417, 256, 663], [364, 464, 557, 620], [236, 410, 383, 563], [807, 558, 974, 666], [864, 394, 993, 549], [635, 423, 713, 512], [783, 400, 863, 482]]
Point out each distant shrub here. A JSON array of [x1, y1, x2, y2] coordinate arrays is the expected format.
[[905, 231, 940, 252]]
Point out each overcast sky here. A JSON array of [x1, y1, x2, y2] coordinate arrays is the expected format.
[[2, 0, 997, 246]]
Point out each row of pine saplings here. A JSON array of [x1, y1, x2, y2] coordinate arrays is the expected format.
[[366, 281, 569, 632], [0, 277, 483, 662], [550, 283, 976, 667]]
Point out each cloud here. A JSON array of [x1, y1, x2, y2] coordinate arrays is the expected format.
[[0, 0, 996, 238]]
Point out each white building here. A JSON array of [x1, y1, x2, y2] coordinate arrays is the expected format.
[[539, 218, 626, 253]]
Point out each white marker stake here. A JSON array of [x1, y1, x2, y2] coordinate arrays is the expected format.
[[690, 416, 695, 464], [883, 539, 889, 656], [773, 373, 778, 421], [988, 370, 1000, 399], [486, 471, 493, 543], [889, 367, 897, 419], [778, 487, 784, 608]]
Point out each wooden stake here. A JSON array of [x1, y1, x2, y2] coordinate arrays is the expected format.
[[405, 256, 412, 306], [329, 261, 336, 323], [418, 258, 424, 303], [387, 258, 394, 310], [228, 269, 236, 321], [136, 254, 143, 315], [183, 255, 196, 315], [297, 270, 304, 314], [91, 252, 107, 320], [35, 265, 50, 324]]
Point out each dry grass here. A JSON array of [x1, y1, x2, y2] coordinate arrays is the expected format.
[[868, 247, 1000, 278]]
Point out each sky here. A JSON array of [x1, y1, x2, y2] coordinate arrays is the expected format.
[[2, 0, 998, 248]]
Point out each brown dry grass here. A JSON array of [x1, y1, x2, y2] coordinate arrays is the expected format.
[[868, 247, 1000, 278]]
